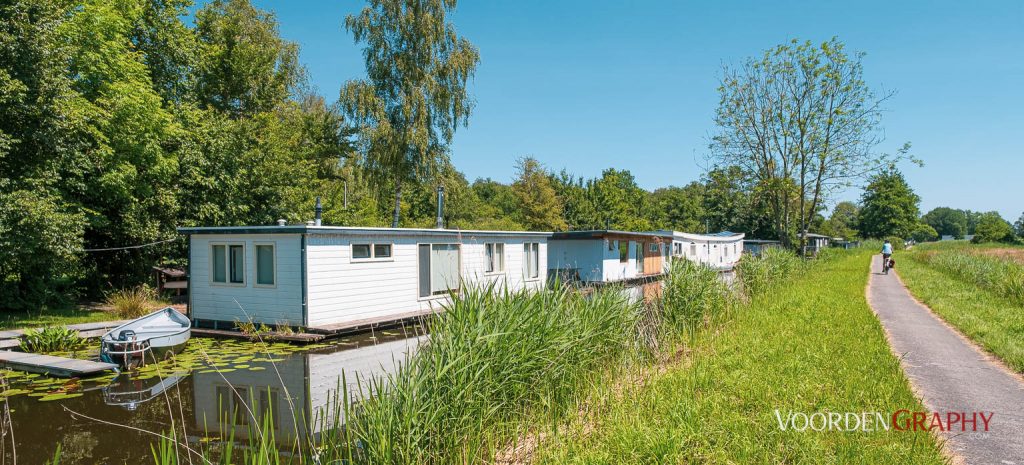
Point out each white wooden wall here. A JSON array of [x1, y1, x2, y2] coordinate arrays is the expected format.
[[547, 239, 647, 283], [671, 238, 743, 269], [305, 233, 547, 327], [189, 234, 304, 326]]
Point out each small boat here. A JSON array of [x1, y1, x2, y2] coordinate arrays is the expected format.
[[100, 307, 191, 369]]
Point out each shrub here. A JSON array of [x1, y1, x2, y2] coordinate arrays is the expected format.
[[657, 260, 734, 340], [105, 285, 159, 319], [736, 247, 803, 297], [20, 326, 87, 353]]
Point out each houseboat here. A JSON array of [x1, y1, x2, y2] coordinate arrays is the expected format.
[[178, 224, 550, 332], [660, 231, 745, 271], [547, 230, 672, 284], [743, 239, 782, 257]]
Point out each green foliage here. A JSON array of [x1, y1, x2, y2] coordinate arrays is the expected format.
[[657, 260, 734, 340], [972, 211, 1014, 243], [858, 167, 920, 239], [884, 236, 906, 250], [910, 222, 939, 243], [105, 284, 159, 319], [911, 245, 1024, 305], [340, 0, 479, 227], [921, 207, 968, 239], [647, 183, 704, 232], [511, 157, 567, 231], [735, 247, 803, 296], [821, 201, 860, 239], [19, 325, 87, 353], [1014, 212, 1024, 238]]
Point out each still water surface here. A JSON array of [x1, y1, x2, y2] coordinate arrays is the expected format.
[[2, 327, 421, 464]]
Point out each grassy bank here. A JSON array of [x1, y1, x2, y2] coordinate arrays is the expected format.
[[899, 243, 1024, 372], [534, 250, 946, 464], [0, 305, 112, 330]]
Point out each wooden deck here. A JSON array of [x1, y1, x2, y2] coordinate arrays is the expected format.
[[307, 308, 437, 336], [0, 320, 130, 349], [191, 327, 326, 343], [0, 351, 117, 377]]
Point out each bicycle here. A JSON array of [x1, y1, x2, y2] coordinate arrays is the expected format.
[[882, 254, 892, 274]]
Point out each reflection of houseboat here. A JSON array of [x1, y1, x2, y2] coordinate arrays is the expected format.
[[191, 336, 421, 443], [660, 231, 745, 271], [103, 374, 187, 410], [547, 230, 671, 284]]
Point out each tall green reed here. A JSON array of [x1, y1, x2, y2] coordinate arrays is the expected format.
[[913, 249, 1024, 304], [735, 248, 803, 297]]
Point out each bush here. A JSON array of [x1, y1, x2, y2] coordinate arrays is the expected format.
[[657, 260, 734, 340], [105, 285, 159, 319], [736, 247, 803, 296], [19, 326, 87, 353]]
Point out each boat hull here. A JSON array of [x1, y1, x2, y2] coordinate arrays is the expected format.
[[99, 307, 192, 369]]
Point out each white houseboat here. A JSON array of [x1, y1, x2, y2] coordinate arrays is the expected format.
[[547, 230, 672, 284], [659, 230, 745, 271], [178, 224, 549, 332]]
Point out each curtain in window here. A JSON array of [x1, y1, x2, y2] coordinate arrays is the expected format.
[[229, 245, 244, 283], [256, 245, 274, 285], [431, 244, 460, 294]]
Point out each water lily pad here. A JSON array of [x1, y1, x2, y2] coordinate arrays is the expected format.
[[38, 393, 83, 402]]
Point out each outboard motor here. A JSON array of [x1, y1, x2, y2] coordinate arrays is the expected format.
[[118, 329, 136, 341]]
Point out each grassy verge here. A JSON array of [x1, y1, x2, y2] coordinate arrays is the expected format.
[[534, 250, 946, 464], [899, 245, 1024, 372], [0, 305, 112, 330]]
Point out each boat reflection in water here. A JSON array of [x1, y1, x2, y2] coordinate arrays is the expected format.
[[190, 334, 421, 444], [102, 374, 187, 411]]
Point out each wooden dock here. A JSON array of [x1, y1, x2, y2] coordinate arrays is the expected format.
[[0, 351, 117, 377], [0, 320, 130, 349], [191, 327, 326, 343]]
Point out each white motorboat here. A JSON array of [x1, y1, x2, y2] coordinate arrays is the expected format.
[[100, 307, 191, 369]]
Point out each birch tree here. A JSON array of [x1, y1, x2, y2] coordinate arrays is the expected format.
[[341, 0, 479, 227], [710, 38, 913, 248]]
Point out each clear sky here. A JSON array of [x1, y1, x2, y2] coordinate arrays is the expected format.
[[235, 0, 1022, 220]]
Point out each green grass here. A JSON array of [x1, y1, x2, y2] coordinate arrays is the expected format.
[[0, 305, 113, 330], [534, 250, 946, 464], [899, 245, 1024, 372]]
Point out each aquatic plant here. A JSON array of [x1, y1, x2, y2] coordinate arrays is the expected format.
[[19, 326, 87, 353], [656, 260, 735, 343], [735, 247, 804, 297], [105, 285, 160, 319]]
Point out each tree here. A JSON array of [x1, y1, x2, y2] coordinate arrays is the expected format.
[[857, 167, 920, 239], [194, 0, 301, 117], [1015, 212, 1024, 238], [551, 170, 599, 230], [511, 157, 567, 231], [648, 184, 704, 232], [341, 0, 479, 227], [921, 207, 968, 239], [822, 201, 860, 239], [910, 222, 939, 243], [972, 212, 1013, 243], [711, 38, 914, 248]]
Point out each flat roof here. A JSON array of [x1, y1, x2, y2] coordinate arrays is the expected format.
[[177, 225, 552, 237], [549, 230, 674, 240], [654, 230, 745, 241]]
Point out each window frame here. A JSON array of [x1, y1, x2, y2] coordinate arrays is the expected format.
[[417, 243, 462, 300], [484, 242, 505, 274], [635, 241, 645, 273], [210, 242, 246, 287], [350, 242, 395, 263], [523, 242, 540, 281], [618, 240, 629, 263], [253, 242, 277, 288]]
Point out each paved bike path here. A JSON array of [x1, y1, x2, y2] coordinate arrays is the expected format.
[[867, 254, 1024, 464]]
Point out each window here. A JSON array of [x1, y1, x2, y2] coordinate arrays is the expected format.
[[607, 240, 614, 251], [523, 242, 540, 280], [255, 243, 275, 286], [690, 243, 697, 256], [418, 244, 461, 297], [212, 243, 244, 285], [352, 243, 392, 261], [635, 242, 644, 273], [618, 241, 629, 262], [485, 243, 505, 273], [649, 243, 658, 253]]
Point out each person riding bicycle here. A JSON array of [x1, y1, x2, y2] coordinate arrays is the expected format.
[[881, 240, 894, 273]]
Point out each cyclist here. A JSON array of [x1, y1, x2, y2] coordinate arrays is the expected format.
[[881, 240, 893, 274]]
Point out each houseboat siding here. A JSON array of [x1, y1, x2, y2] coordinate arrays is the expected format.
[[548, 238, 660, 283], [305, 234, 547, 327], [188, 234, 304, 326]]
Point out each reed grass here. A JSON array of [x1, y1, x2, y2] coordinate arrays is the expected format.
[[105, 285, 163, 319], [909, 243, 1024, 305], [735, 247, 803, 297]]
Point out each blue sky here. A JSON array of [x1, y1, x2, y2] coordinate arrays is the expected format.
[[233, 0, 1021, 221]]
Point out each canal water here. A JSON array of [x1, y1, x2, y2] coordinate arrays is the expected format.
[[0, 327, 422, 464]]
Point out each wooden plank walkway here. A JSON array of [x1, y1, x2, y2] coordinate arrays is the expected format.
[[191, 327, 325, 343], [0, 320, 130, 349], [0, 351, 117, 377], [307, 308, 437, 336]]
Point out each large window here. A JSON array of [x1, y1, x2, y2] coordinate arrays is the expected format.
[[618, 241, 629, 262], [418, 244, 461, 297], [690, 243, 697, 256], [635, 242, 645, 273], [212, 243, 245, 285], [352, 243, 392, 261], [523, 242, 540, 280], [255, 243, 275, 286], [485, 243, 505, 273]]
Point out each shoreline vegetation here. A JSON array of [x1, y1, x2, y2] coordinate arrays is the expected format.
[[48, 247, 946, 464], [899, 242, 1024, 372]]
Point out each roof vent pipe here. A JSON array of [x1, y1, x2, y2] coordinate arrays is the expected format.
[[435, 186, 445, 229], [277, 219, 287, 226], [314, 196, 322, 227]]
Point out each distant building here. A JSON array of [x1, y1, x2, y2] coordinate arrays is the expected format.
[[743, 239, 783, 257], [657, 231, 745, 271], [547, 230, 671, 284]]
